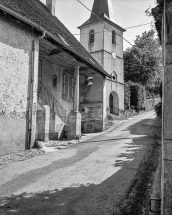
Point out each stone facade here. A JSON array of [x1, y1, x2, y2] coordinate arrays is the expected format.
[[79, 0, 125, 133], [0, 15, 35, 155]]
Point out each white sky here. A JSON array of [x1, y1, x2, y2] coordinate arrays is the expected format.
[[40, 0, 157, 50]]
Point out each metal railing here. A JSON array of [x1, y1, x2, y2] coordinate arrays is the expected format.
[[38, 81, 67, 124]]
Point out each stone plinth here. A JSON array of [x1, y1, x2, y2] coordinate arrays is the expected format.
[[68, 111, 81, 139]]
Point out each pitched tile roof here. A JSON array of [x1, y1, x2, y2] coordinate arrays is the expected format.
[[0, 0, 111, 78]]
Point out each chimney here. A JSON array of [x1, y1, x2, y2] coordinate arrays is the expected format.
[[46, 0, 56, 16]]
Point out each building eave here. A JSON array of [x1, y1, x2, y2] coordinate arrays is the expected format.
[[78, 17, 126, 32], [0, 4, 111, 79]]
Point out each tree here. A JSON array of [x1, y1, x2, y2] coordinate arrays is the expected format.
[[124, 30, 162, 97]]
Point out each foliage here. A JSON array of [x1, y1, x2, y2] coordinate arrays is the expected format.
[[130, 82, 145, 112], [155, 101, 162, 117], [124, 81, 145, 112], [124, 82, 131, 110], [152, 0, 164, 42], [124, 30, 162, 97]]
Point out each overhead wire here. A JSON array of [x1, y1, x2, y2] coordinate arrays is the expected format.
[[72, 22, 153, 36], [129, 25, 151, 41], [76, 0, 134, 48], [127, 17, 151, 39], [76, 0, 156, 70], [112, 2, 145, 13], [115, 0, 146, 7]]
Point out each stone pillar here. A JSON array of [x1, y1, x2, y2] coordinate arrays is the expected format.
[[73, 64, 80, 112], [102, 76, 107, 130], [42, 105, 50, 141], [30, 39, 39, 148], [68, 64, 81, 139]]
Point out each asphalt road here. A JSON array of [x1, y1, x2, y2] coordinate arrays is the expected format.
[[0, 111, 157, 215]]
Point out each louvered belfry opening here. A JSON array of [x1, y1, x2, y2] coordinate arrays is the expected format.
[[112, 31, 116, 44], [89, 30, 95, 43]]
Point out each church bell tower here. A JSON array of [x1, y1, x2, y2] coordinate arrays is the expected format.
[[78, 0, 126, 115]]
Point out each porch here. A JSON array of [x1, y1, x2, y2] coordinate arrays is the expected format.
[[32, 37, 106, 144]]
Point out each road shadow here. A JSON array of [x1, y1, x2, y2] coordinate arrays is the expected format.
[[0, 116, 159, 215], [114, 117, 156, 168]]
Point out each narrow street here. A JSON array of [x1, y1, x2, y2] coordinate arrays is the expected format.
[[0, 111, 160, 215]]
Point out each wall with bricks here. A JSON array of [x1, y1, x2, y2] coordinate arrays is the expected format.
[[79, 73, 104, 133], [0, 15, 34, 155]]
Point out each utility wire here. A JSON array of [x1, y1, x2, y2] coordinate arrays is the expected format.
[[76, 0, 134, 48], [115, 0, 146, 7], [127, 17, 150, 39], [73, 22, 153, 36], [112, 2, 145, 13], [126, 22, 154, 29], [76, 0, 155, 70]]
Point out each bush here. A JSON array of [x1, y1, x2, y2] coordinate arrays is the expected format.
[[129, 82, 145, 112], [154, 101, 162, 117], [124, 82, 131, 109]]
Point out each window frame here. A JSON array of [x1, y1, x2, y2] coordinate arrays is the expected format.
[[63, 72, 74, 100], [112, 31, 116, 44], [89, 29, 95, 43]]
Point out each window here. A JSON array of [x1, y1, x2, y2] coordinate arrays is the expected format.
[[112, 71, 117, 81], [112, 31, 116, 44], [52, 75, 57, 87], [63, 72, 74, 99], [89, 30, 95, 43]]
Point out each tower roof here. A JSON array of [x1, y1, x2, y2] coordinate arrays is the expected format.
[[90, 0, 115, 23], [78, 0, 126, 32]]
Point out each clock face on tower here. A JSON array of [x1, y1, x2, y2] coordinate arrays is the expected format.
[[112, 52, 116, 60]]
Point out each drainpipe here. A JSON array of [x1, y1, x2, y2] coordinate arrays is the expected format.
[[27, 31, 46, 149]]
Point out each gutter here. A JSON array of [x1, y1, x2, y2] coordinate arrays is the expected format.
[[0, 4, 111, 79]]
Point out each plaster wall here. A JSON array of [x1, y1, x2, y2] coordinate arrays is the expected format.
[[0, 16, 34, 155], [106, 79, 124, 112], [80, 73, 103, 104], [104, 24, 123, 57], [80, 22, 104, 53], [41, 59, 73, 115]]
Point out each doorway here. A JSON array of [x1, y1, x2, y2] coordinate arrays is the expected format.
[[109, 91, 119, 115]]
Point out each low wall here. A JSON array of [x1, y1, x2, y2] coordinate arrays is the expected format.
[[80, 103, 103, 133], [0, 116, 26, 156]]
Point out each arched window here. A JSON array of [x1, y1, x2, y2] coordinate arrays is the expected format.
[[52, 75, 57, 87], [112, 31, 116, 44], [89, 30, 95, 43]]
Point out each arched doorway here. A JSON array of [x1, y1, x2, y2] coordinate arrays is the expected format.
[[109, 91, 119, 115]]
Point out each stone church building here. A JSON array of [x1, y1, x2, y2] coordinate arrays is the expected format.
[[79, 0, 125, 122]]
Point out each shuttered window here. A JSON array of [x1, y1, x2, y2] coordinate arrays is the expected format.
[[112, 31, 116, 44], [89, 30, 95, 43], [63, 72, 74, 99]]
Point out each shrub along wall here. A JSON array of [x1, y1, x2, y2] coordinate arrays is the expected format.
[[125, 81, 146, 112]]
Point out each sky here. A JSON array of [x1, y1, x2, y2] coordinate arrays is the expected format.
[[40, 0, 157, 50]]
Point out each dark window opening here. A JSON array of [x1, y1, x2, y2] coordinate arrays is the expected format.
[[52, 75, 57, 87], [112, 71, 117, 81], [112, 31, 116, 44], [89, 30, 95, 43]]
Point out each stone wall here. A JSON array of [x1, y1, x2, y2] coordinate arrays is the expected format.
[[0, 15, 34, 155], [80, 73, 104, 133]]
